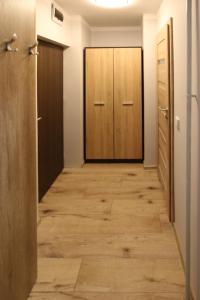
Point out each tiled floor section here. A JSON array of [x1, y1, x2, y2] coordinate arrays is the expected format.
[[29, 164, 185, 299]]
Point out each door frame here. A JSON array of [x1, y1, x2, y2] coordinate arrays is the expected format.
[[83, 46, 145, 164], [168, 18, 175, 222]]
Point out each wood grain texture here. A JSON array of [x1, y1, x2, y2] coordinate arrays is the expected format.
[[86, 48, 114, 159], [169, 18, 175, 222], [32, 258, 81, 293], [0, 1, 37, 299], [29, 164, 185, 299], [38, 40, 64, 201], [157, 25, 171, 220], [29, 292, 184, 300], [114, 48, 143, 159], [76, 257, 184, 293]]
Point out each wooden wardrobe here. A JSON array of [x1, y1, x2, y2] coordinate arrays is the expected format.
[[85, 47, 143, 161]]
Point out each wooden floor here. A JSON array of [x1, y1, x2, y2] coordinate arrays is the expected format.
[[29, 164, 185, 300]]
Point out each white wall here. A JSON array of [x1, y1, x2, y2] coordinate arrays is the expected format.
[[191, 0, 200, 298], [36, 0, 71, 46], [91, 27, 142, 47], [64, 17, 91, 167], [142, 15, 158, 167]]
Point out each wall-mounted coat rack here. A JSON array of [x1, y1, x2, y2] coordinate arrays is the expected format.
[[5, 33, 18, 52], [29, 41, 39, 56]]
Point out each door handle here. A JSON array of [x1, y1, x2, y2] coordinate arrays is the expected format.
[[159, 106, 169, 119], [37, 117, 42, 121], [94, 102, 105, 106], [122, 101, 134, 106]]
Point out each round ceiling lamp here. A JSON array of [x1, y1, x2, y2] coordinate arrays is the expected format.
[[92, 0, 132, 8]]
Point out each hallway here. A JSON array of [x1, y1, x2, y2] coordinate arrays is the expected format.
[[29, 164, 185, 299]]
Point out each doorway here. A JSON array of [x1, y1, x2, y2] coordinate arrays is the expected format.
[[37, 40, 64, 201]]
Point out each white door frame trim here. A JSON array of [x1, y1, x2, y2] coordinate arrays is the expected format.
[[186, 0, 192, 298]]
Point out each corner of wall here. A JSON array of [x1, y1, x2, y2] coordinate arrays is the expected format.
[[143, 14, 158, 21], [142, 14, 158, 168]]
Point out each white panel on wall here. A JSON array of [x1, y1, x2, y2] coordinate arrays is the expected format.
[[91, 27, 143, 47], [64, 17, 91, 167], [142, 15, 157, 168]]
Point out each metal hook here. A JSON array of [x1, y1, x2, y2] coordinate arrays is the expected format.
[[5, 33, 19, 52], [188, 94, 199, 101], [191, 94, 199, 101], [29, 41, 39, 56]]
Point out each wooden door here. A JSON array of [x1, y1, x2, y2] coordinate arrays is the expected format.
[[0, 1, 37, 299], [85, 48, 114, 159], [37, 40, 64, 201], [114, 48, 143, 159], [157, 25, 171, 219]]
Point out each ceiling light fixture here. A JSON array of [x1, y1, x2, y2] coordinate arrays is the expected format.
[[93, 0, 132, 8]]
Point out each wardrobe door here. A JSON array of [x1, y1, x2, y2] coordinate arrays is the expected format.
[[38, 40, 64, 201], [114, 48, 143, 159], [86, 48, 114, 159]]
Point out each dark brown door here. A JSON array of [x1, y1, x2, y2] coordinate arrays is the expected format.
[[37, 40, 64, 201], [0, 1, 37, 299]]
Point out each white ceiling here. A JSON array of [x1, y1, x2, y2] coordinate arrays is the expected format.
[[57, 0, 162, 27]]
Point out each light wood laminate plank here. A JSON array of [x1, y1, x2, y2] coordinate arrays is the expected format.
[[30, 164, 184, 299], [29, 292, 184, 300], [32, 258, 82, 293], [75, 257, 184, 293]]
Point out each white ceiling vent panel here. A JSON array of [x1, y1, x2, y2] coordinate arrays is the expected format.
[[51, 2, 64, 26]]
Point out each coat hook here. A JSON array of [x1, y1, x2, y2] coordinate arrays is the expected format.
[[187, 94, 199, 101], [191, 94, 199, 101], [29, 41, 39, 56], [5, 33, 19, 52]]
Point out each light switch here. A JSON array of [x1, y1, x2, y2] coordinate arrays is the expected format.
[[175, 116, 180, 131]]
